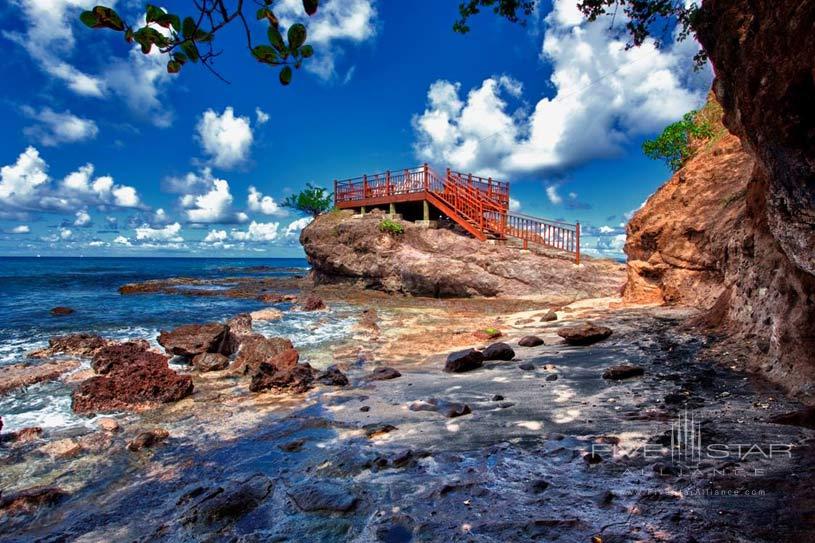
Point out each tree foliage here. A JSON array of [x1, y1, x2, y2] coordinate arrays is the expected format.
[[79, 1, 319, 84], [282, 184, 333, 218], [642, 111, 714, 172], [453, 0, 536, 34]]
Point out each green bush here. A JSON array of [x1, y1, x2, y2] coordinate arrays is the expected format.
[[379, 218, 404, 235], [642, 110, 715, 172]]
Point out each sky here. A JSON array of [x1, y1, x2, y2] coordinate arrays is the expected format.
[[0, 0, 711, 259]]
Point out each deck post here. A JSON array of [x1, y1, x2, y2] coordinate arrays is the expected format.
[[423, 200, 429, 221], [575, 222, 581, 265], [389, 202, 396, 216], [488, 177, 492, 198], [361, 206, 366, 216], [363, 174, 368, 199], [386, 170, 391, 196]]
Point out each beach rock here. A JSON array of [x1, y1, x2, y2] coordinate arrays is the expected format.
[[72, 352, 193, 414], [49, 306, 74, 316], [257, 293, 297, 304], [227, 313, 253, 335], [491, 394, 504, 401], [545, 374, 558, 382], [518, 336, 545, 347], [279, 439, 306, 452], [482, 342, 515, 361], [249, 351, 314, 394], [38, 438, 82, 459], [127, 428, 169, 451], [473, 329, 502, 340], [602, 365, 645, 380], [0, 487, 66, 516], [316, 366, 349, 386], [192, 352, 229, 373], [364, 423, 397, 439], [539, 309, 558, 322], [366, 366, 401, 381], [180, 474, 274, 528], [91, 341, 154, 374], [356, 308, 380, 333], [299, 294, 325, 311], [248, 308, 282, 322], [444, 348, 484, 373], [231, 334, 294, 375], [97, 418, 120, 433], [359, 405, 370, 412], [0, 359, 81, 394], [30, 333, 109, 358], [2, 426, 43, 444], [557, 324, 612, 346], [409, 398, 471, 418], [584, 452, 603, 464], [518, 362, 535, 371], [287, 480, 357, 513], [158, 323, 230, 357]]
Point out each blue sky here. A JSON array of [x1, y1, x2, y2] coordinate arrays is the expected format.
[[0, 0, 711, 258]]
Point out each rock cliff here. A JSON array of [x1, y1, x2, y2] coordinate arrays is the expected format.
[[301, 209, 625, 300]]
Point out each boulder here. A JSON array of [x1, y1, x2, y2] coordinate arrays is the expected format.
[[287, 480, 357, 513], [538, 309, 558, 322], [0, 359, 81, 394], [192, 352, 229, 373], [227, 313, 253, 336], [230, 334, 294, 375], [444, 348, 484, 373], [316, 366, 349, 386], [72, 351, 193, 414], [0, 487, 66, 516], [158, 323, 230, 357], [249, 349, 313, 394], [482, 342, 515, 361], [91, 341, 154, 374], [49, 306, 74, 316], [30, 333, 109, 358], [366, 366, 402, 381], [128, 428, 170, 451], [518, 336, 544, 347], [602, 365, 645, 380], [557, 324, 613, 346], [97, 418, 120, 433], [409, 398, 471, 418], [299, 294, 326, 311]]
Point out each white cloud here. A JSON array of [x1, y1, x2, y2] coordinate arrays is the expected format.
[[0, 146, 49, 204], [196, 107, 253, 169], [412, 0, 708, 177], [59, 227, 72, 240], [509, 197, 521, 212], [247, 186, 286, 216], [173, 168, 248, 225], [546, 186, 563, 205], [22, 107, 99, 147], [255, 108, 270, 125], [10, 225, 30, 234], [598, 225, 615, 234], [204, 229, 228, 243], [112, 185, 140, 207], [284, 216, 312, 238], [275, 0, 377, 80], [135, 222, 183, 242], [103, 44, 173, 127], [231, 221, 279, 242], [73, 209, 91, 227], [113, 235, 131, 246]]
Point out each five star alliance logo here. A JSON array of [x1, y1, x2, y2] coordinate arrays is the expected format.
[[671, 409, 702, 464]]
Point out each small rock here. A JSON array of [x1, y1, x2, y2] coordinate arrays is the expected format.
[[360, 405, 370, 412], [97, 418, 120, 433], [299, 294, 326, 311], [558, 323, 613, 346], [482, 342, 515, 361], [518, 335, 544, 347], [527, 479, 550, 493], [583, 452, 603, 464], [491, 394, 505, 401], [539, 309, 558, 322], [38, 438, 82, 459], [248, 308, 283, 322], [192, 352, 229, 373], [518, 362, 535, 371], [364, 423, 397, 439], [50, 306, 74, 316], [602, 365, 645, 380], [287, 480, 357, 512], [366, 366, 402, 381], [317, 366, 349, 386], [444, 349, 484, 373], [545, 374, 559, 382], [279, 439, 306, 452], [249, 354, 315, 394], [408, 399, 471, 418], [128, 428, 169, 451], [391, 449, 414, 468]]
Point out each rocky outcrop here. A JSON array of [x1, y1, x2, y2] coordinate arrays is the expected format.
[[29, 333, 109, 358], [230, 335, 294, 375], [158, 323, 231, 357], [0, 360, 81, 394], [557, 324, 612, 346], [91, 341, 152, 374], [301, 210, 625, 298]]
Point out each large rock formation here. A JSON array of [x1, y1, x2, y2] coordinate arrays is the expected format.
[[626, 0, 815, 400], [301, 210, 624, 299]]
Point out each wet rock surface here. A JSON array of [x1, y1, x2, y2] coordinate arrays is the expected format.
[[518, 335, 544, 347], [192, 352, 229, 373], [158, 323, 230, 357], [30, 333, 109, 358], [482, 342, 515, 361], [0, 359, 81, 394], [287, 480, 358, 512], [557, 323, 613, 346], [90, 340, 152, 374], [444, 348, 484, 373]]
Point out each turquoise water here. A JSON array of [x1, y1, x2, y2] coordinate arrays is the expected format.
[[0, 257, 355, 431]]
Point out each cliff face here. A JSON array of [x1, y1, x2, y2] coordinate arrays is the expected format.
[[626, 0, 815, 399], [301, 210, 625, 300]]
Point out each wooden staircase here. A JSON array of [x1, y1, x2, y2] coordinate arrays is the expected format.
[[333, 164, 581, 263]]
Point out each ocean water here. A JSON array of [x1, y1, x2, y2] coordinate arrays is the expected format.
[[0, 257, 357, 431]]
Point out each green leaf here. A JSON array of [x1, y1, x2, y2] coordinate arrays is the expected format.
[[181, 40, 200, 62], [167, 60, 181, 74], [182, 17, 196, 39], [173, 51, 187, 64], [252, 45, 279, 64], [287, 23, 307, 50], [91, 6, 125, 31], [193, 29, 213, 42], [303, 0, 319, 16], [79, 11, 98, 28], [300, 44, 314, 58], [145, 4, 164, 23], [257, 8, 268, 20], [279, 65, 292, 86], [156, 14, 181, 32], [268, 25, 286, 52]]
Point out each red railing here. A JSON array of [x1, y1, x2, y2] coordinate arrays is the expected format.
[[333, 164, 580, 263]]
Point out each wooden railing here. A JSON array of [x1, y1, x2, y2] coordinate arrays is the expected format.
[[333, 164, 580, 263]]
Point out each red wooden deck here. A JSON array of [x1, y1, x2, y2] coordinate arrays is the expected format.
[[334, 164, 580, 264]]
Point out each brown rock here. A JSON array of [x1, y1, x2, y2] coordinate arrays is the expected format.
[[231, 335, 294, 375], [29, 333, 109, 358], [49, 306, 74, 316], [2, 426, 43, 444], [299, 294, 326, 311], [316, 365, 349, 386], [128, 428, 169, 451], [91, 340, 154, 374], [158, 323, 230, 357], [227, 313, 253, 336], [0, 359, 81, 394], [366, 366, 401, 381], [0, 487, 66, 515], [518, 336, 544, 347], [192, 352, 229, 373], [97, 418, 120, 433], [38, 438, 82, 458], [602, 365, 644, 380], [538, 309, 558, 322], [444, 349, 484, 373], [481, 342, 515, 361], [557, 324, 612, 346], [250, 361, 314, 394], [257, 293, 297, 304]]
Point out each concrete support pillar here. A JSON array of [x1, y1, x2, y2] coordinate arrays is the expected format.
[[360, 206, 366, 216], [423, 200, 430, 221], [389, 202, 396, 216]]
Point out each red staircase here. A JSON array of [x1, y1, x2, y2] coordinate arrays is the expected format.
[[334, 164, 581, 263]]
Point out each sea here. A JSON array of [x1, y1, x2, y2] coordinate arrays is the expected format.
[[0, 257, 356, 432]]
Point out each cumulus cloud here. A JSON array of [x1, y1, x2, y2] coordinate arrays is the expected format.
[[9, 225, 30, 234], [113, 235, 131, 246], [412, 0, 708, 178], [255, 108, 270, 125], [204, 229, 228, 243], [22, 107, 98, 147], [73, 209, 92, 227], [247, 186, 286, 216], [231, 221, 280, 242], [135, 222, 183, 242], [196, 107, 253, 169], [171, 168, 247, 225], [275, 0, 377, 80], [545, 186, 563, 205], [284, 216, 312, 238], [59, 227, 72, 240]]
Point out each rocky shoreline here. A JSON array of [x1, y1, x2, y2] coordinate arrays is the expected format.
[[2, 284, 814, 541]]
